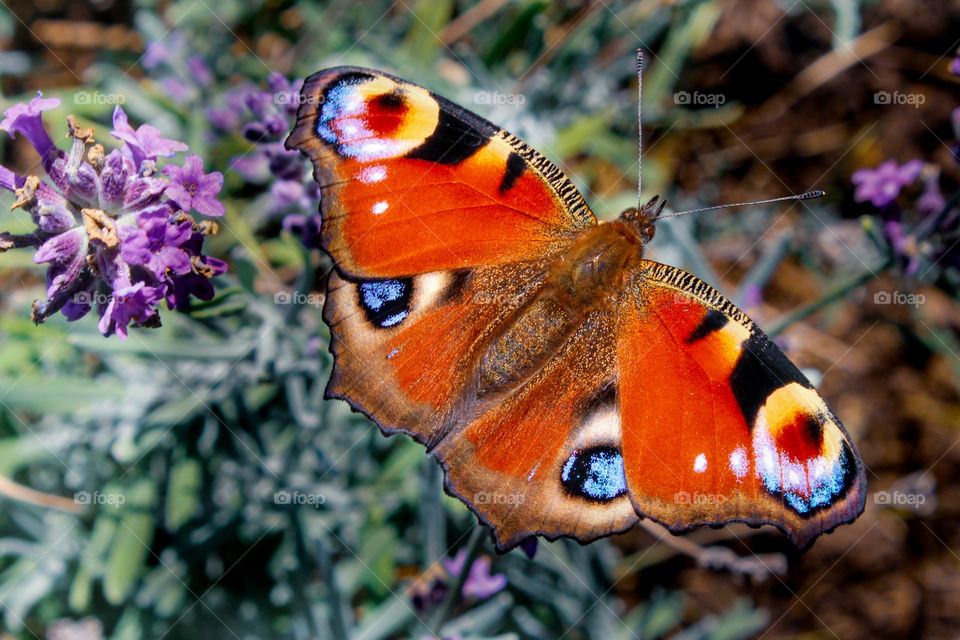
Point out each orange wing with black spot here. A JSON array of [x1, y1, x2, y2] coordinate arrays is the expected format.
[[286, 67, 596, 447], [616, 260, 867, 549], [286, 67, 595, 279]]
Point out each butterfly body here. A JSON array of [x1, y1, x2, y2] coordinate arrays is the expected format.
[[287, 66, 867, 551], [479, 216, 646, 394]]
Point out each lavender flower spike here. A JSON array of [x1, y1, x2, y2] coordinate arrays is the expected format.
[[0, 94, 226, 339], [208, 73, 319, 247], [851, 159, 923, 208]]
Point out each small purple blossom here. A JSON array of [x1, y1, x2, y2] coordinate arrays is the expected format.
[[140, 32, 215, 107], [0, 97, 225, 339], [951, 55, 960, 77], [111, 106, 188, 169], [142, 31, 187, 70], [442, 550, 507, 600], [917, 173, 945, 217], [118, 207, 193, 277], [883, 220, 921, 276], [164, 155, 226, 217], [851, 159, 923, 208], [282, 213, 321, 248], [98, 280, 163, 340], [410, 548, 508, 615], [859, 159, 959, 279], [187, 56, 214, 88], [0, 92, 60, 165]]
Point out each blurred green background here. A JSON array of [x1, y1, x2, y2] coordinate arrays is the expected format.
[[0, 0, 958, 638]]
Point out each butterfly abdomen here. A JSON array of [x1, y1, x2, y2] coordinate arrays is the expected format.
[[478, 296, 576, 394]]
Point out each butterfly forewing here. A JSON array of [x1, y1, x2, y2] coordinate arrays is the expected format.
[[286, 67, 596, 279]]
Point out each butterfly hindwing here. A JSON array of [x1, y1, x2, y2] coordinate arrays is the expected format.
[[286, 67, 596, 279], [617, 261, 867, 548], [434, 307, 640, 549], [324, 261, 552, 445]]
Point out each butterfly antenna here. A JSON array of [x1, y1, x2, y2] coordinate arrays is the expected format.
[[636, 48, 644, 208], [657, 190, 826, 220]]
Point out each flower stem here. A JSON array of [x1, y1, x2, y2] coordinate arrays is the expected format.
[[427, 526, 486, 634], [420, 460, 446, 568], [318, 534, 351, 640], [766, 257, 894, 337]]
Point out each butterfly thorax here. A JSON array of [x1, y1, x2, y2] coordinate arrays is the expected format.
[[550, 220, 645, 309], [477, 220, 643, 395]]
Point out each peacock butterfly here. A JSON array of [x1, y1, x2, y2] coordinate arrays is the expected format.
[[284, 60, 867, 551]]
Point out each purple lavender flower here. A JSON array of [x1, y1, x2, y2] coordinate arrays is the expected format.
[[208, 73, 321, 247], [142, 31, 187, 70], [140, 31, 215, 108], [164, 155, 226, 217], [917, 173, 945, 217], [0, 92, 60, 167], [118, 206, 193, 277], [409, 548, 508, 614], [442, 550, 507, 600], [0, 98, 225, 339], [851, 159, 923, 208], [110, 106, 188, 169], [861, 160, 960, 278], [951, 55, 960, 77], [187, 56, 213, 88], [882, 221, 921, 276], [98, 280, 163, 339]]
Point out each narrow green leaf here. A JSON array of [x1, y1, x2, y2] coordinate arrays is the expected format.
[[165, 458, 201, 530], [104, 479, 157, 605]]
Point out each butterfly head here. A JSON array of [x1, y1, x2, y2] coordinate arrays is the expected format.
[[619, 195, 665, 244]]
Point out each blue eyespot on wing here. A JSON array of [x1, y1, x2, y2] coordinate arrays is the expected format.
[[561, 446, 628, 502], [358, 278, 412, 328]]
